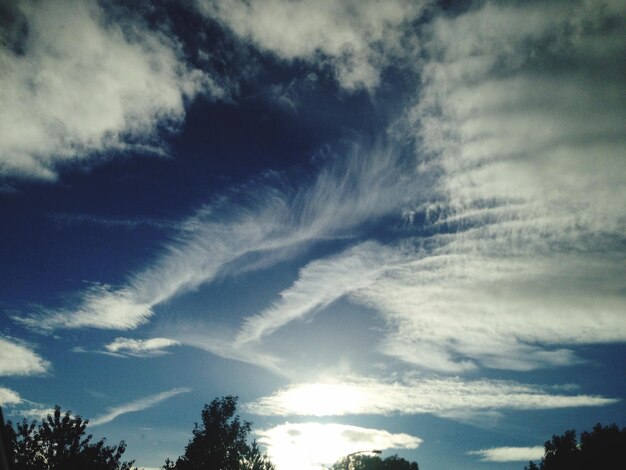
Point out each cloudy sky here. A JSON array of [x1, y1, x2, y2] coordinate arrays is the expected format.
[[1, 0, 625, 469]]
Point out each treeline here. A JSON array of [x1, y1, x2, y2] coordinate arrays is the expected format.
[[1, 397, 624, 469], [0, 396, 273, 470]]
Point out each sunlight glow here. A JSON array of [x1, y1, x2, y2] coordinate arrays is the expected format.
[[276, 383, 368, 416], [257, 422, 422, 470]]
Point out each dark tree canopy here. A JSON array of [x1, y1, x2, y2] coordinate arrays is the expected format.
[[164, 395, 274, 470], [525, 423, 626, 470], [2, 405, 135, 470], [332, 454, 419, 470]]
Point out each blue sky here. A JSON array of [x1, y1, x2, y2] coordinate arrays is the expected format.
[[1, 0, 625, 469]]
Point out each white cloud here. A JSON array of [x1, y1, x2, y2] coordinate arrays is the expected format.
[[0, 336, 50, 376], [468, 446, 544, 463], [17, 141, 416, 331], [235, 241, 400, 344], [16, 284, 153, 331], [12, 1, 624, 389], [0, 0, 218, 181], [18, 407, 56, 421], [195, 0, 626, 378], [199, 0, 426, 91], [245, 375, 618, 417], [104, 337, 180, 357], [0, 387, 22, 406], [256, 422, 421, 470], [164, 0, 626, 373], [90, 387, 191, 426], [343, 0, 626, 373], [353, 250, 626, 372], [413, 0, 626, 237]]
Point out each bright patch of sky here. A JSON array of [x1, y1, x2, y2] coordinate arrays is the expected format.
[[1, 1, 624, 469]]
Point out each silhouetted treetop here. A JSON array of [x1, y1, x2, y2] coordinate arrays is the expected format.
[[164, 395, 274, 470], [525, 423, 626, 470], [3, 405, 135, 470]]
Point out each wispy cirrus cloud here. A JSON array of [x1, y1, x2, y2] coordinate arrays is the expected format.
[[468, 446, 544, 463], [235, 241, 401, 345], [256, 422, 421, 470], [90, 387, 191, 427], [0, 336, 49, 376], [198, 0, 427, 92], [166, 322, 285, 376], [104, 337, 181, 357], [16, 283, 153, 331], [50, 213, 183, 232], [245, 375, 618, 418], [0, 0, 219, 181], [17, 141, 417, 332]]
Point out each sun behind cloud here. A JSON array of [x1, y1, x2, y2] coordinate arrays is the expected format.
[[261, 382, 369, 417]]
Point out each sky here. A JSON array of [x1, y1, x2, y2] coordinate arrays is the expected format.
[[0, 0, 625, 469]]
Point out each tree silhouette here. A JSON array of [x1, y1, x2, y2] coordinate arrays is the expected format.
[[525, 423, 626, 470], [3, 405, 135, 470], [332, 454, 419, 470], [164, 396, 274, 470]]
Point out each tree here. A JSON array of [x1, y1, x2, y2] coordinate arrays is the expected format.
[[3, 405, 135, 470], [165, 396, 274, 470], [332, 454, 419, 470], [525, 423, 626, 470]]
